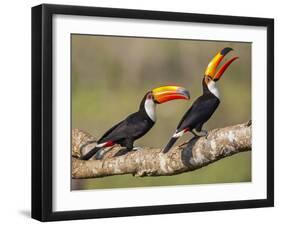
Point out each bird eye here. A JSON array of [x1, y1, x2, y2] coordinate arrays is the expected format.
[[206, 76, 212, 82]]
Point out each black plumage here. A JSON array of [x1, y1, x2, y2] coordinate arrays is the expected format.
[[163, 80, 220, 153], [176, 81, 220, 132], [80, 93, 155, 160]]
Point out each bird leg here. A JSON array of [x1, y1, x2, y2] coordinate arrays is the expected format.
[[114, 146, 142, 157], [191, 129, 208, 137], [114, 139, 134, 157], [114, 147, 131, 157], [93, 149, 108, 160], [132, 147, 143, 151]]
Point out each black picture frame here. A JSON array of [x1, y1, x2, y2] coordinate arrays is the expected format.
[[32, 3, 274, 222]]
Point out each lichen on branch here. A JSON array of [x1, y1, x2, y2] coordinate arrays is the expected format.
[[72, 121, 251, 179]]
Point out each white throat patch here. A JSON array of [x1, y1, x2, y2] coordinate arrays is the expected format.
[[144, 98, 156, 122], [207, 80, 220, 99]]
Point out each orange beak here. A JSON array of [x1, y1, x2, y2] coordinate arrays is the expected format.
[[152, 85, 190, 104], [205, 47, 239, 81]]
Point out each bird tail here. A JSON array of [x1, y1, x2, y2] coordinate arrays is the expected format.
[[79, 146, 101, 160], [162, 137, 178, 153]]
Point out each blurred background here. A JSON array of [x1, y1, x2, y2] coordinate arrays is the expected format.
[[71, 34, 251, 190]]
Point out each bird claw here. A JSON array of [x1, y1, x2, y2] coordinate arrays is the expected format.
[[133, 147, 143, 151], [114, 148, 130, 157], [93, 149, 106, 160], [191, 129, 208, 138], [202, 130, 209, 139]]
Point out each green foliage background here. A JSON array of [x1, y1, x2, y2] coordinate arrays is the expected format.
[[71, 35, 251, 190]]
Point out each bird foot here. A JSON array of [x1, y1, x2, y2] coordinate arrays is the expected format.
[[114, 148, 131, 157], [93, 149, 106, 160], [191, 129, 208, 138], [132, 147, 143, 151]]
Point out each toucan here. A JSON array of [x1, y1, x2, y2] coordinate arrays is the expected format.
[[80, 85, 190, 160], [162, 47, 238, 153]]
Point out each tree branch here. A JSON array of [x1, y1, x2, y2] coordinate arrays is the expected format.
[[72, 121, 251, 179]]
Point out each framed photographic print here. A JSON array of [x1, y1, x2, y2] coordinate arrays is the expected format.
[[32, 4, 274, 221]]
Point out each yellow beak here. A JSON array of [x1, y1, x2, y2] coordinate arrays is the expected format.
[[152, 85, 190, 104], [205, 47, 238, 81]]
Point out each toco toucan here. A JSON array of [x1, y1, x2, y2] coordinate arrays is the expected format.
[[162, 47, 238, 153], [80, 85, 190, 160]]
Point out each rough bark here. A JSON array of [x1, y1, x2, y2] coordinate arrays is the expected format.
[[72, 121, 251, 179]]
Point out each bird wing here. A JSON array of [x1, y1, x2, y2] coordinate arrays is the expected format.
[[177, 95, 220, 131], [98, 112, 152, 143], [98, 120, 127, 143], [124, 114, 153, 139]]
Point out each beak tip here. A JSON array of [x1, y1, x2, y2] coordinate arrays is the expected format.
[[178, 88, 190, 100], [187, 92, 191, 100], [220, 47, 233, 56]]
